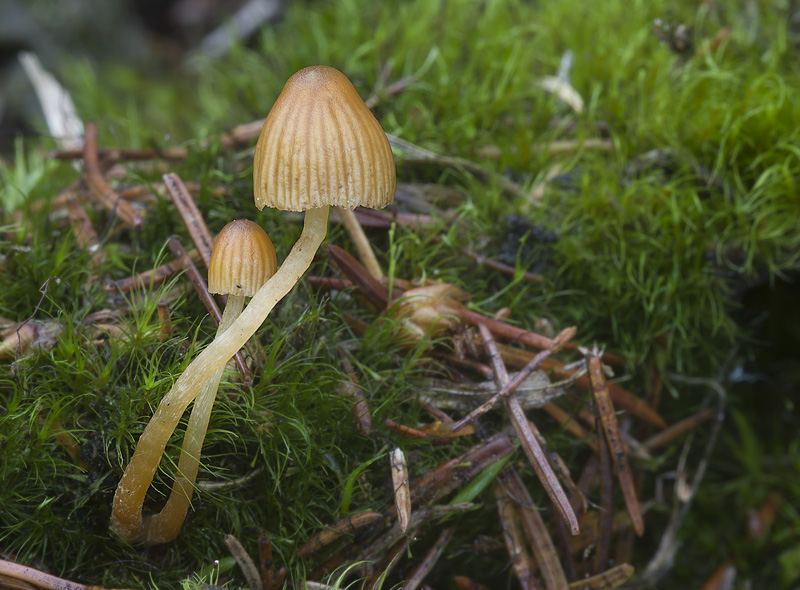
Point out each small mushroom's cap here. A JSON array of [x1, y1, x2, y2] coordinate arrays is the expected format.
[[253, 65, 396, 212], [208, 220, 277, 297]]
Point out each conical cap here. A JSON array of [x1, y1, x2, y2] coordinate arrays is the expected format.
[[208, 220, 277, 297], [253, 65, 396, 212]]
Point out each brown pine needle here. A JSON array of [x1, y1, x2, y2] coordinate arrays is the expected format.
[[224, 534, 262, 590], [297, 512, 385, 559], [404, 527, 455, 590], [493, 481, 538, 590], [451, 325, 577, 432], [82, 121, 143, 229], [479, 323, 580, 536], [569, 563, 634, 589], [164, 173, 215, 267], [502, 466, 569, 589], [586, 353, 645, 536]]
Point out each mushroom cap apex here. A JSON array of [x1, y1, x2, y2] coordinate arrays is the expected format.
[[253, 65, 396, 212]]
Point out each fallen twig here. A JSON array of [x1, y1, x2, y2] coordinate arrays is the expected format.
[[224, 533, 262, 590], [105, 248, 203, 292], [297, 512, 385, 559], [478, 323, 580, 536], [501, 466, 570, 589], [82, 122, 143, 229], [404, 527, 455, 590], [493, 480, 537, 590], [586, 351, 644, 536], [164, 173, 216, 267]]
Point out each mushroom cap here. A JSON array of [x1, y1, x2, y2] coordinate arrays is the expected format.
[[253, 65, 396, 212], [208, 220, 277, 297]]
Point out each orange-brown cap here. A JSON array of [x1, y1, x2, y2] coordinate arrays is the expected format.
[[208, 220, 277, 297], [253, 65, 396, 212]]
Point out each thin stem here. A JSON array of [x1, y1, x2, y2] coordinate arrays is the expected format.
[[140, 295, 244, 544], [111, 206, 329, 542], [338, 207, 383, 280]]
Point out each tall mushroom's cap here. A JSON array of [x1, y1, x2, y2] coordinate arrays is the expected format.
[[208, 220, 277, 297], [253, 65, 396, 212]]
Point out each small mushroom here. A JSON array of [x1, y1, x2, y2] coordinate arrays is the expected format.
[[111, 220, 276, 543], [111, 66, 395, 541]]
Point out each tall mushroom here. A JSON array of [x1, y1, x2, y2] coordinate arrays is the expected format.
[[111, 221, 276, 543], [111, 66, 395, 541]]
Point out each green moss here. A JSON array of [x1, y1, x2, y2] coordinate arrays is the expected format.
[[1, 0, 799, 587]]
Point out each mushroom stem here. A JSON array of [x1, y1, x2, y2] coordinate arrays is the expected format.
[[111, 206, 329, 542], [139, 294, 244, 544], [338, 207, 383, 280]]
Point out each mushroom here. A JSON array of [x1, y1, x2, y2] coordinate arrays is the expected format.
[[111, 220, 276, 543], [111, 66, 395, 541]]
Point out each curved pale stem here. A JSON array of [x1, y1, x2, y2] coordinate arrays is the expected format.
[[111, 206, 329, 542], [338, 207, 383, 280], [139, 294, 244, 544]]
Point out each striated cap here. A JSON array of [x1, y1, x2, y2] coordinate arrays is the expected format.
[[208, 220, 277, 297], [253, 65, 396, 212]]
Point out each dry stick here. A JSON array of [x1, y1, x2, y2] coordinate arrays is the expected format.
[[265, 566, 287, 590], [0, 559, 132, 590], [337, 351, 373, 435], [586, 353, 645, 537], [404, 527, 456, 590], [157, 300, 172, 339], [526, 418, 588, 513], [311, 434, 513, 577], [478, 325, 579, 538], [298, 512, 385, 559], [457, 309, 627, 368], [164, 173, 216, 267], [501, 466, 569, 590], [327, 244, 389, 309], [492, 482, 537, 590], [224, 533, 263, 590], [451, 326, 577, 432], [361, 504, 473, 563], [258, 531, 274, 590], [307, 276, 354, 291], [321, 434, 512, 575], [166, 238, 251, 385], [105, 248, 204, 292], [495, 342, 666, 430], [407, 432, 514, 509], [568, 563, 634, 590], [384, 418, 435, 439], [82, 122, 143, 229], [0, 572, 36, 590], [338, 207, 384, 280], [642, 406, 717, 453], [542, 402, 599, 454], [53, 146, 189, 161], [432, 350, 494, 379], [591, 390, 615, 574], [64, 195, 100, 252]]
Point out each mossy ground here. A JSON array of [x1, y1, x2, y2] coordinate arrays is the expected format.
[[1, 0, 799, 588]]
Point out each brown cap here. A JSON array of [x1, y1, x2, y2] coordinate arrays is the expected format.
[[253, 65, 396, 212], [208, 220, 277, 297]]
